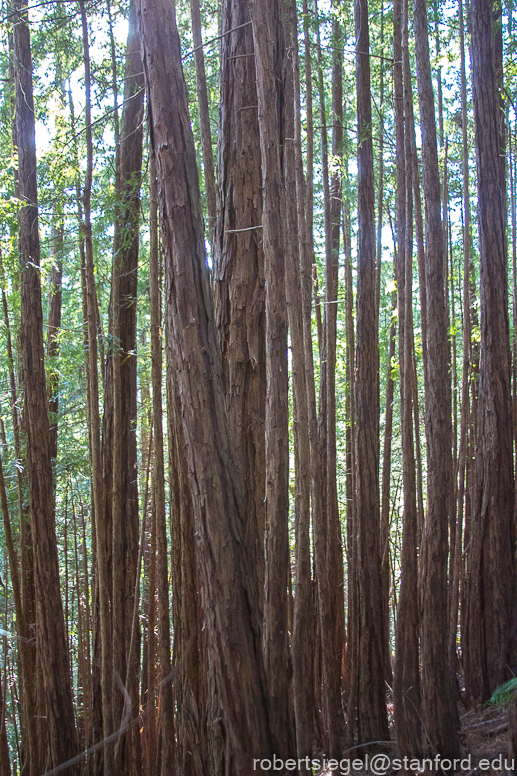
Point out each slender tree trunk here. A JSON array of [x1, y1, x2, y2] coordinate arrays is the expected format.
[[352, 0, 390, 744], [380, 285, 396, 689], [47, 208, 63, 465], [327, 5, 346, 719], [413, 0, 460, 755], [464, 0, 515, 704], [79, 4, 113, 771], [149, 150, 175, 776], [285, 7, 314, 760], [310, 0, 344, 756], [249, 0, 294, 757], [110, 4, 144, 772], [343, 174, 357, 716], [393, 0, 421, 752], [189, 0, 216, 250], [14, 0, 78, 768], [0, 665, 10, 776]]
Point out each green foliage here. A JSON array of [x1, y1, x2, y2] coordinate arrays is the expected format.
[[489, 678, 517, 707]]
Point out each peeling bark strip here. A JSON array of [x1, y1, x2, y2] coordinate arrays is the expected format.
[[13, 0, 78, 770], [138, 0, 277, 772]]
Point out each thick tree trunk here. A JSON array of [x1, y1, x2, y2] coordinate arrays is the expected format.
[[464, 0, 515, 704], [14, 0, 78, 769], [249, 0, 293, 757], [352, 0, 390, 744], [413, 0, 460, 756], [139, 1, 279, 771], [213, 0, 265, 618], [168, 382, 206, 776]]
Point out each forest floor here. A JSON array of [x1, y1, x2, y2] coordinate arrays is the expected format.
[[461, 701, 511, 771], [314, 696, 513, 776]]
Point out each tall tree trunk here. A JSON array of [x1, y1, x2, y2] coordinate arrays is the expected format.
[[285, 4, 315, 760], [149, 150, 175, 776], [189, 0, 216, 250], [47, 207, 63, 465], [393, 0, 421, 752], [139, 1, 279, 771], [352, 0, 390, 744], [310, 0, 344, 755], [413, 0, 460, 756], [213, 0, 266, 620], [249, 0, 293, 757], [327, 5, 346, 717], [110, 4, 144, 772], [464, 0, 515, 704], [168, 382, 206, 776], [14, 0, 78, 769], [79, 4, 113, 771]]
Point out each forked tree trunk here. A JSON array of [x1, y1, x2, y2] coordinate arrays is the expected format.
[[14, 0, 78, 769], [464, 0, 515, 704], [139, 1, 278, 771]]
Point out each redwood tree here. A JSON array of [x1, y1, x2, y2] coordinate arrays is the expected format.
[[413, 0, 460, 756], [139, 0, 279, 771], [352, 0, 390, 744], [464, 0, 515, 704], [14, 0, 78, 769]]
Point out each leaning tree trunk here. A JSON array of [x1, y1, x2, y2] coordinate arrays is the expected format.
[[14, 0, 78, 770], [139, 1, 279, 772], [463, 0, 515, 705], [413, 0, 460, 757]]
